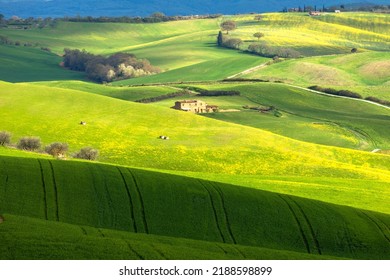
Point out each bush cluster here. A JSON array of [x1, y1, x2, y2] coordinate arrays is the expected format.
[[63, 49, 160, 83], [197, 90, 240, 96], [0, 131, 11, 146], [0, 131, 98, 160], [365, 96, 390, 107], [135, 90, 191, 103], [248, 43, 301, 58], [308, 86, 362, 99]]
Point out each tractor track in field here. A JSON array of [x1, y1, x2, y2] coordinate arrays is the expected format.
[[125, 242, 145, 260], [150, 244, 168, 260], [98, 165, 116, 228], [117, 167, 137, 233], [48, 161, 59, 222], [127, 169, 149, 234], [198, 179, 226, 243], [97, 229, 105, 238], [360, 211, 390, 244], [80, 226, 88, 235], [233, 247, 246, 258], [289, 197, 322, 255], [210, 183, 236, 244], [89, 167, 104, 227], [216, 244, 229, 255], [278, 195, 311, 254], [37, 160, 48, 220]]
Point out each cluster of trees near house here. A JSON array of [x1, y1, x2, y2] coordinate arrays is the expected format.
[[0, 131, 99, 160], [217, 19, 301, 58], [63, 49, 161, 83]]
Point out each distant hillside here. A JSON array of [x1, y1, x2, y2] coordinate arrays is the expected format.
[[0, 0, 389, 18]]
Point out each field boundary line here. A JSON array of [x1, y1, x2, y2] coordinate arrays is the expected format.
[[117, 167, 137, 232], [226, 62, 269, 79]]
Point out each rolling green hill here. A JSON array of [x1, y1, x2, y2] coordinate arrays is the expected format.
[[1, 12, 389, 85], [1, 81, 390, 179], [243, 51, 390, 100], [30, 80, 390, 151], [0, 155, 389, 259], [0, 12, 389, 260]]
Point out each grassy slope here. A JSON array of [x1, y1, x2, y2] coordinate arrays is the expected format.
[[231, 12, 390, 55], [0, 44, 85, 82], [2, 214, 330, 260], [1, 81, 390, 179], [243, 51, 390, 100], [0, 155, 389, 259], [0, 19, 267, 83], [33, 80, 390, 151], [165, 83, 390, 151], [1, 12, 389, 85]]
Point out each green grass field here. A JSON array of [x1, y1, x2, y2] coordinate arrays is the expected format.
[[1, 81, 390, 179], [0, 155, 389, 259], [243, 51, 390, 100], [0, 12, 389, 260]]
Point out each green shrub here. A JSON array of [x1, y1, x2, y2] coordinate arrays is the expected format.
[[17, 137, 41, 151], [0, 131, 11, 146], [45, 142, 69, 158], [73, 147, 99, 161]]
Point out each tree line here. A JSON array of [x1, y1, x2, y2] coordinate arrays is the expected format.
[[63, 49, 161, 83], [0, 12, 221, 29]]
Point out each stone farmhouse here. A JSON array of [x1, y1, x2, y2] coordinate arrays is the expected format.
[[174, 100, 219, 113]]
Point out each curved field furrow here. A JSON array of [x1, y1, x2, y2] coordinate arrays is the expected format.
[[126, 169, 149, 234], [97, 165, 116, 228], [289, 197, 322, 255], [197, 179, 226, 243], [278, 195, 311, 254], [117, 167, 137, 232], [37, 160, 48, 221], [359, 211, 390, 244], [0, 156, 389, 259], [48, 161, 60, 222], [80, 226, 88, 236], [124, 241, 145, 260], [210, 183, 237, 245]]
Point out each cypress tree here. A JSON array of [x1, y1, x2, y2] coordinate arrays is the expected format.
[[217, 31, 224, 46]]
